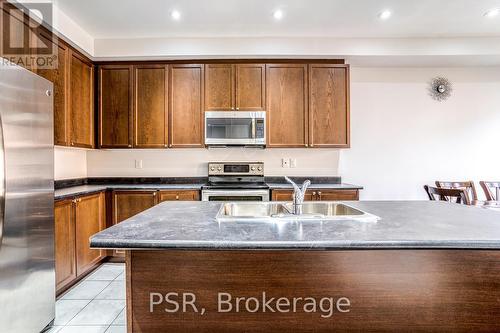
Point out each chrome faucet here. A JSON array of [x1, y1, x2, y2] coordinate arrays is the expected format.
[[284, 176, 311, 215]]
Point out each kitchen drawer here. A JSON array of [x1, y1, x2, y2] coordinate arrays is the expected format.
[[158, 190, 200, 202]]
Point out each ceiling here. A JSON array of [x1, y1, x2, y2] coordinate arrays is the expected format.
[[54, 0, 500, 39]]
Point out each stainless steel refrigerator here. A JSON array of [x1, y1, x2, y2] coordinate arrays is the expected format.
[[0, 62, 55, 332]]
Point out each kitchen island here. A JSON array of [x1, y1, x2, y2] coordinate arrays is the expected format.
[[91, 201, 500, 332]]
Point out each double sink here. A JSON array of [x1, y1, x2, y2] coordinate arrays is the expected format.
[[216, 202, 379, 223]]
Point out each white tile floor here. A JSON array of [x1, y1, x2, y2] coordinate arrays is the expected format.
[[46, 263, 126, 333]]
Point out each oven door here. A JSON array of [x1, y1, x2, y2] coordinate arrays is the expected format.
[[202, 189, 270, 202], [205, 111, 266, 145]]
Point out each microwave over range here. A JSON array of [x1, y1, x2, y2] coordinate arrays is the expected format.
[[205, 111, 266, 146]]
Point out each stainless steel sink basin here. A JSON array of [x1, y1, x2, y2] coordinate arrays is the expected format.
[[216, 202, 379, 222]]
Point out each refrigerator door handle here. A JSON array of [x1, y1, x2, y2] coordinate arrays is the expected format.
[[0, 114, 5, 249]]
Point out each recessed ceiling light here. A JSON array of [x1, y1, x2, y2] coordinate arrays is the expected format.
[[171, 10, 181, 20], [273, 9, 284, 20], [378, 10, 392, 20], [484, 8, 500, 18]]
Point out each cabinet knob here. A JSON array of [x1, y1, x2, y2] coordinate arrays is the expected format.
[[164, 144, 168, 148], [236, 107, 240, 110], [310, 144, 314, 147], [305, 144, 308, 147], [128, 144, 132, 148], [169, 144, 172, 147], [318, 191, 322, 200], [70, 142, 74, 146], [175, 195, 179, 200], [153, 192, 156, 196]]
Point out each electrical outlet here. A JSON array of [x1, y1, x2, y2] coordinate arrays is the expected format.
[[135, 159, 143, 169], [290, 158, 297, 168], [281, 158, 290, 168]]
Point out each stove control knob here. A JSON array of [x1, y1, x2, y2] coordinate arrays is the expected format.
[[210, 167, 215, 171], [251, 166, 256, 171], [258, 166, 262, 171], [217, 167, 222, 171]]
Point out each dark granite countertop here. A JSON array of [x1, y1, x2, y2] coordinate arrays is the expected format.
[[90, 201, 500, 250]]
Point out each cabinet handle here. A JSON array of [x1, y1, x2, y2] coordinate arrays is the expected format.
[[70, 142, 74, 146], [175, 195, 179, 200], [153, 192, 156, 196], [318, 191, 322, 201], [236, 107, 240, 110]]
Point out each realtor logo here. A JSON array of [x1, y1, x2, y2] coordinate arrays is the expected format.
[[0, 2, 57, 69]]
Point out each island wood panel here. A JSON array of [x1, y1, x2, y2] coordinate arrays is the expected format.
[[169, 64, 204, 147], [271, 189, 359, 201], [204, 64, 234, 111], [54, 199, 76, 292], [309, 64, 350, 147], [157, 190, 200, 202], [99, 65, 134, 148], [266, 64, 308, 147], [235, 64, 266, 111], [35, 33, 70, 146], [127, 250, 500, 333], [134, 65, 168, 148], [69, 50, 94, 148], [75, 193, 106, 276]]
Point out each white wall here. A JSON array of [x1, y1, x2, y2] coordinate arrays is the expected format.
[[86, 149, 340, 177], [54, 146, 87, 180], [340, 67, 500, 200]]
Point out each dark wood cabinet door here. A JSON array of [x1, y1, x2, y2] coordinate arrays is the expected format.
[[99, 65, 133, 148], [134, 65, 168, 148], [35, 33, 70, 146], [309, 64, 350, 147], [112, 191, 158, 224], [266, 64, 308, 147], [75, 193, 106, 276], [315, 189, 359, 201], [236, 64, 265, 111], [271, 189, 358, 201], [271, 190, 314, 201], [204, 64, 234, 111], [158, 190, 200, 202], [54, 200, 76, 292], [69, 51, 94, 148], [111, 190, 158, 257], [169, 64, 204, 147]]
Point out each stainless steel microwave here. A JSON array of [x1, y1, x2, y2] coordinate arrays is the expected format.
[[205, 111, 266, 146]]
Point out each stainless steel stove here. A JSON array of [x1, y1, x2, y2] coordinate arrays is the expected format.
[[201, 162, 270, 201]]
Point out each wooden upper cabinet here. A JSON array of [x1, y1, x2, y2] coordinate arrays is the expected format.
[[54, 200, 76, 291], [266, 64, 308, 147], [169, 64, 204, 148], [99, 65, 133, 148], [69, 51, 94, 148], [235, 64, 265, 111], [134, 65, 168, 148], [74, 193, 106, 276], [35, 33, 70, 146], [309, 64, 350, 147], [204, 64, 234, 111]]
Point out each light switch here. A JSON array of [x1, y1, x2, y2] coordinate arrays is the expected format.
[[135, 159, 143, 169], [281, 158, 290, 168], [290, 158, 297, 168]]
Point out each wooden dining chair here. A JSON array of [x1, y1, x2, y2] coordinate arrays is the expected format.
[[480, 181, 500, 201], [435, 181, 478, 204], [424, 185, 470, 205]]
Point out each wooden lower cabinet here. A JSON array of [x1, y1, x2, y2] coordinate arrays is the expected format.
[[75, 193, 107, 276], [54, 200, 77, 292], [271, 189, 359, 201], [54, 192, 106, 294], [158, 190, 200, 202], [112, 191, 158, 257]]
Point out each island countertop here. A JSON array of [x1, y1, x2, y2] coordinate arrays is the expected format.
[[90, 201, 500, 250]]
